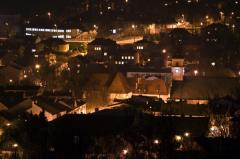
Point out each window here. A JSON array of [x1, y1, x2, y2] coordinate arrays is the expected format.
[[94, 47, 102, 51], [66, 35, 71, 39], [104, 52, 108, 56]]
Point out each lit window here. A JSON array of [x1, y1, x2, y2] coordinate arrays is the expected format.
[[121, 56, 124, 59], [66, 35, 71, 39], [128, 56, 131, 59], [104, 52, 108, 56], [94, 47, 102, 51], [58, 35, 64, 38], [137, 46, 144, 50]]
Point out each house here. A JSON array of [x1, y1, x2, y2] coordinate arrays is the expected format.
[[113, 45, 135, 66], [85, 72, 132, 112], [28, 96, 86, 121], [127, 76, 170, 101], [171, 77, 240, 104], [85, 71, 173, 112], [108, 72, 132, 100], [0, 65, 26, 84], [133, 39, 163, 67], [0, 92, 33, 124], [36, 38, 69, 53], [87, 38, 118, 64]]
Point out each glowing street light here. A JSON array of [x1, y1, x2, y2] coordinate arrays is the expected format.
[[47, 12, 52, 18], [162, 49, 167, 53], [122, 149, 128, 155], [35, 64, 41, 69], [211, 62, 216, 67], [194, 70, 198, 76], [13, 144, 18, 148], [154, 139, 160, 144], [6, 123, 11, 127], [184, 132, 190, 137], [175, 135, 182, 142]]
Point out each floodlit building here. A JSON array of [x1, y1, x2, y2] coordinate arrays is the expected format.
[[25, 26, 81, 39]]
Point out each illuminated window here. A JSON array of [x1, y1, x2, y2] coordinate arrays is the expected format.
[[137, 46, 144, 50], [104, 52, 108, 56], [58, 35, 64, 38], [94, 47, 102, 51], [66, 29, 71, 33], [66, 35, 71, 39]]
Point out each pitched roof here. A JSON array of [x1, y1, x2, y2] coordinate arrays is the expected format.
[[34, 96, 72, 115], [171, 77, 240, 100], [108, 72, 131, 94], [86, 73, 112, 90]]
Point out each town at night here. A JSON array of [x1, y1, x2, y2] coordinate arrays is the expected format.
[[0, 0, 240, 158]]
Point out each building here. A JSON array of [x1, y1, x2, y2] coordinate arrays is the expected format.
[[134, 39, 163, 67], [87, 38, 119, 64], [29, 96, 86, 121], [25, 25, 81, 40], [171, 77, 240, 104], [36, 38, 69, 53]]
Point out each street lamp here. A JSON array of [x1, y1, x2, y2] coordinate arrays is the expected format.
[[232, 24, 235, 32], [184, 132, 190, 137], [122, 149, 128, 155], [175, 135, 182, 142], [162, 49, 167, 53], [13, 144, 18, 148], [12, 143, 18, 159], [47, 12, 51, 19], [35, 64, 41, 69], [153, 139, 160, 144], [211, 62, 216, 67], [194, 70, 198, 76]]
